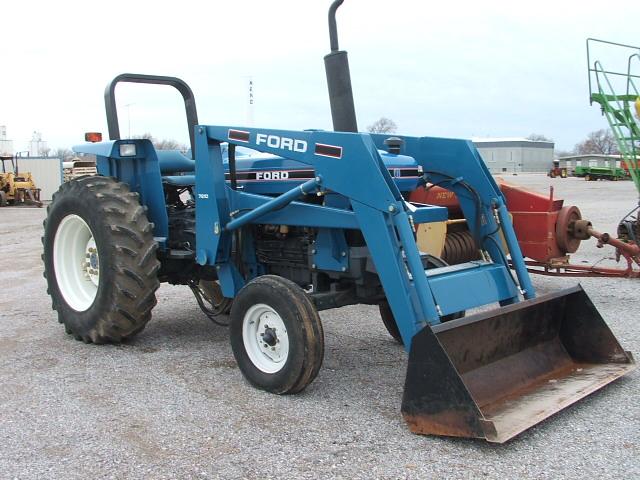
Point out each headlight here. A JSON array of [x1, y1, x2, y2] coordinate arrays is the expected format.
[[119, 144, 137, 157]]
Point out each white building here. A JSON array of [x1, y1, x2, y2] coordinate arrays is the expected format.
[[0, 125, 14, 157], [29, 131, 49, 157], [472, 137, 555, 174]]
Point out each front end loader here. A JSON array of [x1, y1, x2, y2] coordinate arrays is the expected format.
[[41, 0, 634, 443], [0, 155, 42, 207]]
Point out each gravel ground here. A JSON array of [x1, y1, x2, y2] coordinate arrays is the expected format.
[[0, 174, 638, 479]]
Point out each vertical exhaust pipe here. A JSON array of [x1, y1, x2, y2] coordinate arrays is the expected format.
[[325, 0, 358, 132]]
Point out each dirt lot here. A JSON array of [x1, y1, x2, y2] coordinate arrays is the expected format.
[[1, 174, 638, 479]]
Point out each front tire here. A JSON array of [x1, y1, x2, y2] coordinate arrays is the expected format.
[[230, 276, 324, 394], [42, 176, 160, 343]]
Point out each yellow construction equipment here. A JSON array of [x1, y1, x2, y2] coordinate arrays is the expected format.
[[0, 155, 42, 207]]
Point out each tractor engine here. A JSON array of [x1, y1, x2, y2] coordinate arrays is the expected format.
[[254, 224, 314, 284]]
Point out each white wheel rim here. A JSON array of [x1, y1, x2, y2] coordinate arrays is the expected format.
[[242, 303, 289, 374], [53, 214, 100, 312]]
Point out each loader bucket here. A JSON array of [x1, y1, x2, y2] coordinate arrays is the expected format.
[[401, 284, 635, 443]]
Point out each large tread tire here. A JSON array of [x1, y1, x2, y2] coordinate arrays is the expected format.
[[0, 191, 6, 207], [42, 176, 160, 343], [230, 275, 324, 394]]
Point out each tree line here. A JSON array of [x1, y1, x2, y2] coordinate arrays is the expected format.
[[51, 120, 620, 160], [366, 117, 620, 158]]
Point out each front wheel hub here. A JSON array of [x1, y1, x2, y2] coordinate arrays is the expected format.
[[242, 304, 289, 373], [261, 327, 278, 347]]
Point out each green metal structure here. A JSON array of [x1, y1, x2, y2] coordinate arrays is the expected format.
[[587, 38, 640, 196]]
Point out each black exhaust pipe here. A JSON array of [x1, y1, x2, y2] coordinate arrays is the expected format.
[[325, 0, 358, 133]]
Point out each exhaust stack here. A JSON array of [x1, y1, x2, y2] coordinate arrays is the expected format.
[[324, 0, 358, 133]]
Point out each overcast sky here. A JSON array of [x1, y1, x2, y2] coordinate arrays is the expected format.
[[2, 0, 639, 153]]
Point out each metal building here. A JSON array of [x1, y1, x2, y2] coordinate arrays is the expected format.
[[472, 138, 555, 174], [13, 156, 62, 201], [557, 154, 622, 175]]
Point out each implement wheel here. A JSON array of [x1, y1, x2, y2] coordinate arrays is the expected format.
[[42, 176, 160, 343], [556, 205, 582, 254], [230, 275, 324, 394]]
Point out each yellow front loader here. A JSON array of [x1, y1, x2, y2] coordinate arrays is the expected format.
[[0, 156, 42, 207]]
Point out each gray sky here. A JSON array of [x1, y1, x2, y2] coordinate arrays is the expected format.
[[2, 0, 639, 153]]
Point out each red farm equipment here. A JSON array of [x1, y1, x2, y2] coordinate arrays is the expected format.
[[410, 178, 640, 278], [548, 161, 567, 179]]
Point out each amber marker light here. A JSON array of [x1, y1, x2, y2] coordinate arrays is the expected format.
[[84, 132, 103, 142]]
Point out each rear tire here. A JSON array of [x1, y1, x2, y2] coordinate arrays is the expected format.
[[42, 176, 160, 343], [230, 275, 324, 394], [0, 191, 6, 207]]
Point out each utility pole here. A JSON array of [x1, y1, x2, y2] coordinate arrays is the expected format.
[[124, 103, 135, 139]]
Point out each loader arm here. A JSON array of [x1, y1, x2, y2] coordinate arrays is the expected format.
[[369, 133, 535, 300], [194, 125, 523, 344]]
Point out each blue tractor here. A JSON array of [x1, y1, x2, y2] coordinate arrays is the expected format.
[[42, 1, 634, 442]]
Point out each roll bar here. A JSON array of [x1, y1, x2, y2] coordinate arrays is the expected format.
[[104, 73, 199, 156]]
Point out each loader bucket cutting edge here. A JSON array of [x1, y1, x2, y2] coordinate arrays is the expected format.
[[401, 284, 635, 443]]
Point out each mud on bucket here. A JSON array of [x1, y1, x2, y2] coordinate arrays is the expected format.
[[401, 284, 635, 443]]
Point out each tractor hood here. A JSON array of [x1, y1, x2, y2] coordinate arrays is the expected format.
[[224, 149, 422, 195]]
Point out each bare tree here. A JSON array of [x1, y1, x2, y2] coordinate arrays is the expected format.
[[53, 147, 74, 160], [574, 129, 619, 155], [555, 148, 575, 158], [135, 132, 187, 151], [367, 117, 397, 134], [527, 133, 553, 142]]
